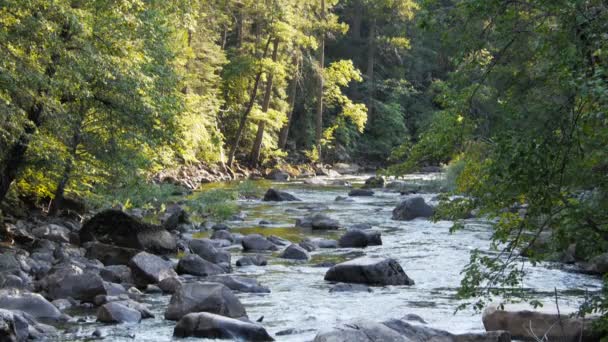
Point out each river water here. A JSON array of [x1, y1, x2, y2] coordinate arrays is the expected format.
[[64, 173, 602, 341]]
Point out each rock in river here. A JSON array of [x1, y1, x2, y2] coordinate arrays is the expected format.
[[129, 252, 177, 287], [177, 254, 225, 277], [0, 289, 65, 321], [97, 302, 141, 323], [279, 244, 310, 260], [392, 197, 434, 221], [207, 275, 270, 293], [263, 189, 300, 202], [324, 257, 414, 286], [236, 255, 268, 267], [338, 230, 382, 248], [242, 234, 278, 252], [80, 209, 176, 254], [174, 312, 274, 341], [348, 189, 375, 197], [165, 282, 247, 321]]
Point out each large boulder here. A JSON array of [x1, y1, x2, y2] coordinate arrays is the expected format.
[[279, 244, 310, 260], [314, 318, 511, 342], [128, 252, 177, 287], [0, 309, 57, 341], [30, 224, 70, 243], [338, 230, 382, 248], [189, 239, 231, 268], [80, 209, 176, 254], [262, 189, 300, 202], [165, 282, 247, 321], [207, 275, 270, 293], [392, 197, 434, 221], [0, 290, 64, 321], [85, 242, 140, 266], [177, 254, 225, 277], [160, 204, 189, 231], [483, 303, 597, 342], [97, 302, 141, 323], [310, 214, 340, 230], [46, 268, 106, 302], [100, 265, 133, 284], [242, 235, 278, 252], [324, 257, 414, 286], [174, 312, 274, 341], [581, 252, 608, 274]]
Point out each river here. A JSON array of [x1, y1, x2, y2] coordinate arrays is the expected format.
[[63, 173, 603, 341]]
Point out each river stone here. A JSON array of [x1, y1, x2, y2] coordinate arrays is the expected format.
[[315, 239, 338, 249], [97, 302, 141, 323], [47, 270, 106, 302], [174, 312, 274, 341], [338, 230, 382, 248], [385, 317, 511, 342], [212, 223, 230, 231], [100, 265, 133, 284], [129, 252, 177, 287], [298, 239, 316, 252], [80, 209, 176, 254], [314, 320, 408, 342], [0, 274, 24, 289], [159, 276, 183, 294], [161, 204, 189, 231], [189, 239, 231, 266], [236, 255, 267, 267], [392, 197, 434, 221], [165, 282, 247, 321], [267, 235, 290, 246], [84, 242, 140, 266], [211, 230, 234, 243], [311, 214, 340, 230], [177, 254, 225, 277], [324, 257, 414, 286], [279, 244, 310, 260], [482, 303, 597, 342], [242, 235, 278, 251], [31, 224, 71, 243], [207, 275, 270, 293], [0, 308, 33, 341], [0, 290, 65, 321], [262, 189, 301, 202], [348, 189, 374, 197]]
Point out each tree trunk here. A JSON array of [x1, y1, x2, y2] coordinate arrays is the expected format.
[[0, 104, 43, 203], [351, 0, 362, 41], [278, 71, 299, 149], [365, 18, 376, 123], [249, 39, 280, 167], [315, 0, 326, 160], [227, 36, 273, 167], [49, 119, 82, 216]]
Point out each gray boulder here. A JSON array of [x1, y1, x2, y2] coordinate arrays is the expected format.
[[0, 290, 65, 321], [236, 255, 267, 267], [314, 320, 408, 342], [46, 269, 106, 302], [279, 244, 310, 260], [100, 265, 133, 284], [177, 254, 225, 277], [211, 230, 234, 243], [324, 257, 414, 286], [311, 214, 340, 230], [207, 275, 270, 293], [159, 277, 183, 294], [0, 308, 57, 341], [189, 239, 231, 267], [242, 235, 278, 252], [165, 282, 247, 321], [85, 242, 140, 266], [363, 176, 385, 189], [31, 224, 70, 243], [97, 302, 141, 323], [80, 209, 176, 254], [338, 230, 382, 248], [129, 252, 177, 287], [263, 189, 300, 202], [174, 312, 274, 341], [392, 197, 434, 220]]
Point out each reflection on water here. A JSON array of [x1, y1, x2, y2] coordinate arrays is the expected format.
[[63, 174, 603, 341]]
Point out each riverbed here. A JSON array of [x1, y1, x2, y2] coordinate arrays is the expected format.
[[63, 173, 603, 341]]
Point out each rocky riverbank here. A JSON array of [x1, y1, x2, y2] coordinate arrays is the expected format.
[[0, 172, 602, 341]]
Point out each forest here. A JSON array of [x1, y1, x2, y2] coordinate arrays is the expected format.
[[1, 0, 608, 341]]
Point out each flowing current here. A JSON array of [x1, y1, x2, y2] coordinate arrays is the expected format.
[[64, 174, 602, 341]]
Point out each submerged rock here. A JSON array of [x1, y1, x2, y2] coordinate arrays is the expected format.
[[80, 209, 176, 254], [324, 257, 414, 286], [338, 230, 382, 248], [174, 312, 274, 341], [329, 283, 373, 293], [298, 213, 341, 230], [392, 197, 434, 221], [348, 189, 374, 197], [165, 282, 247, 321], [263, 189, 300, 202]]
